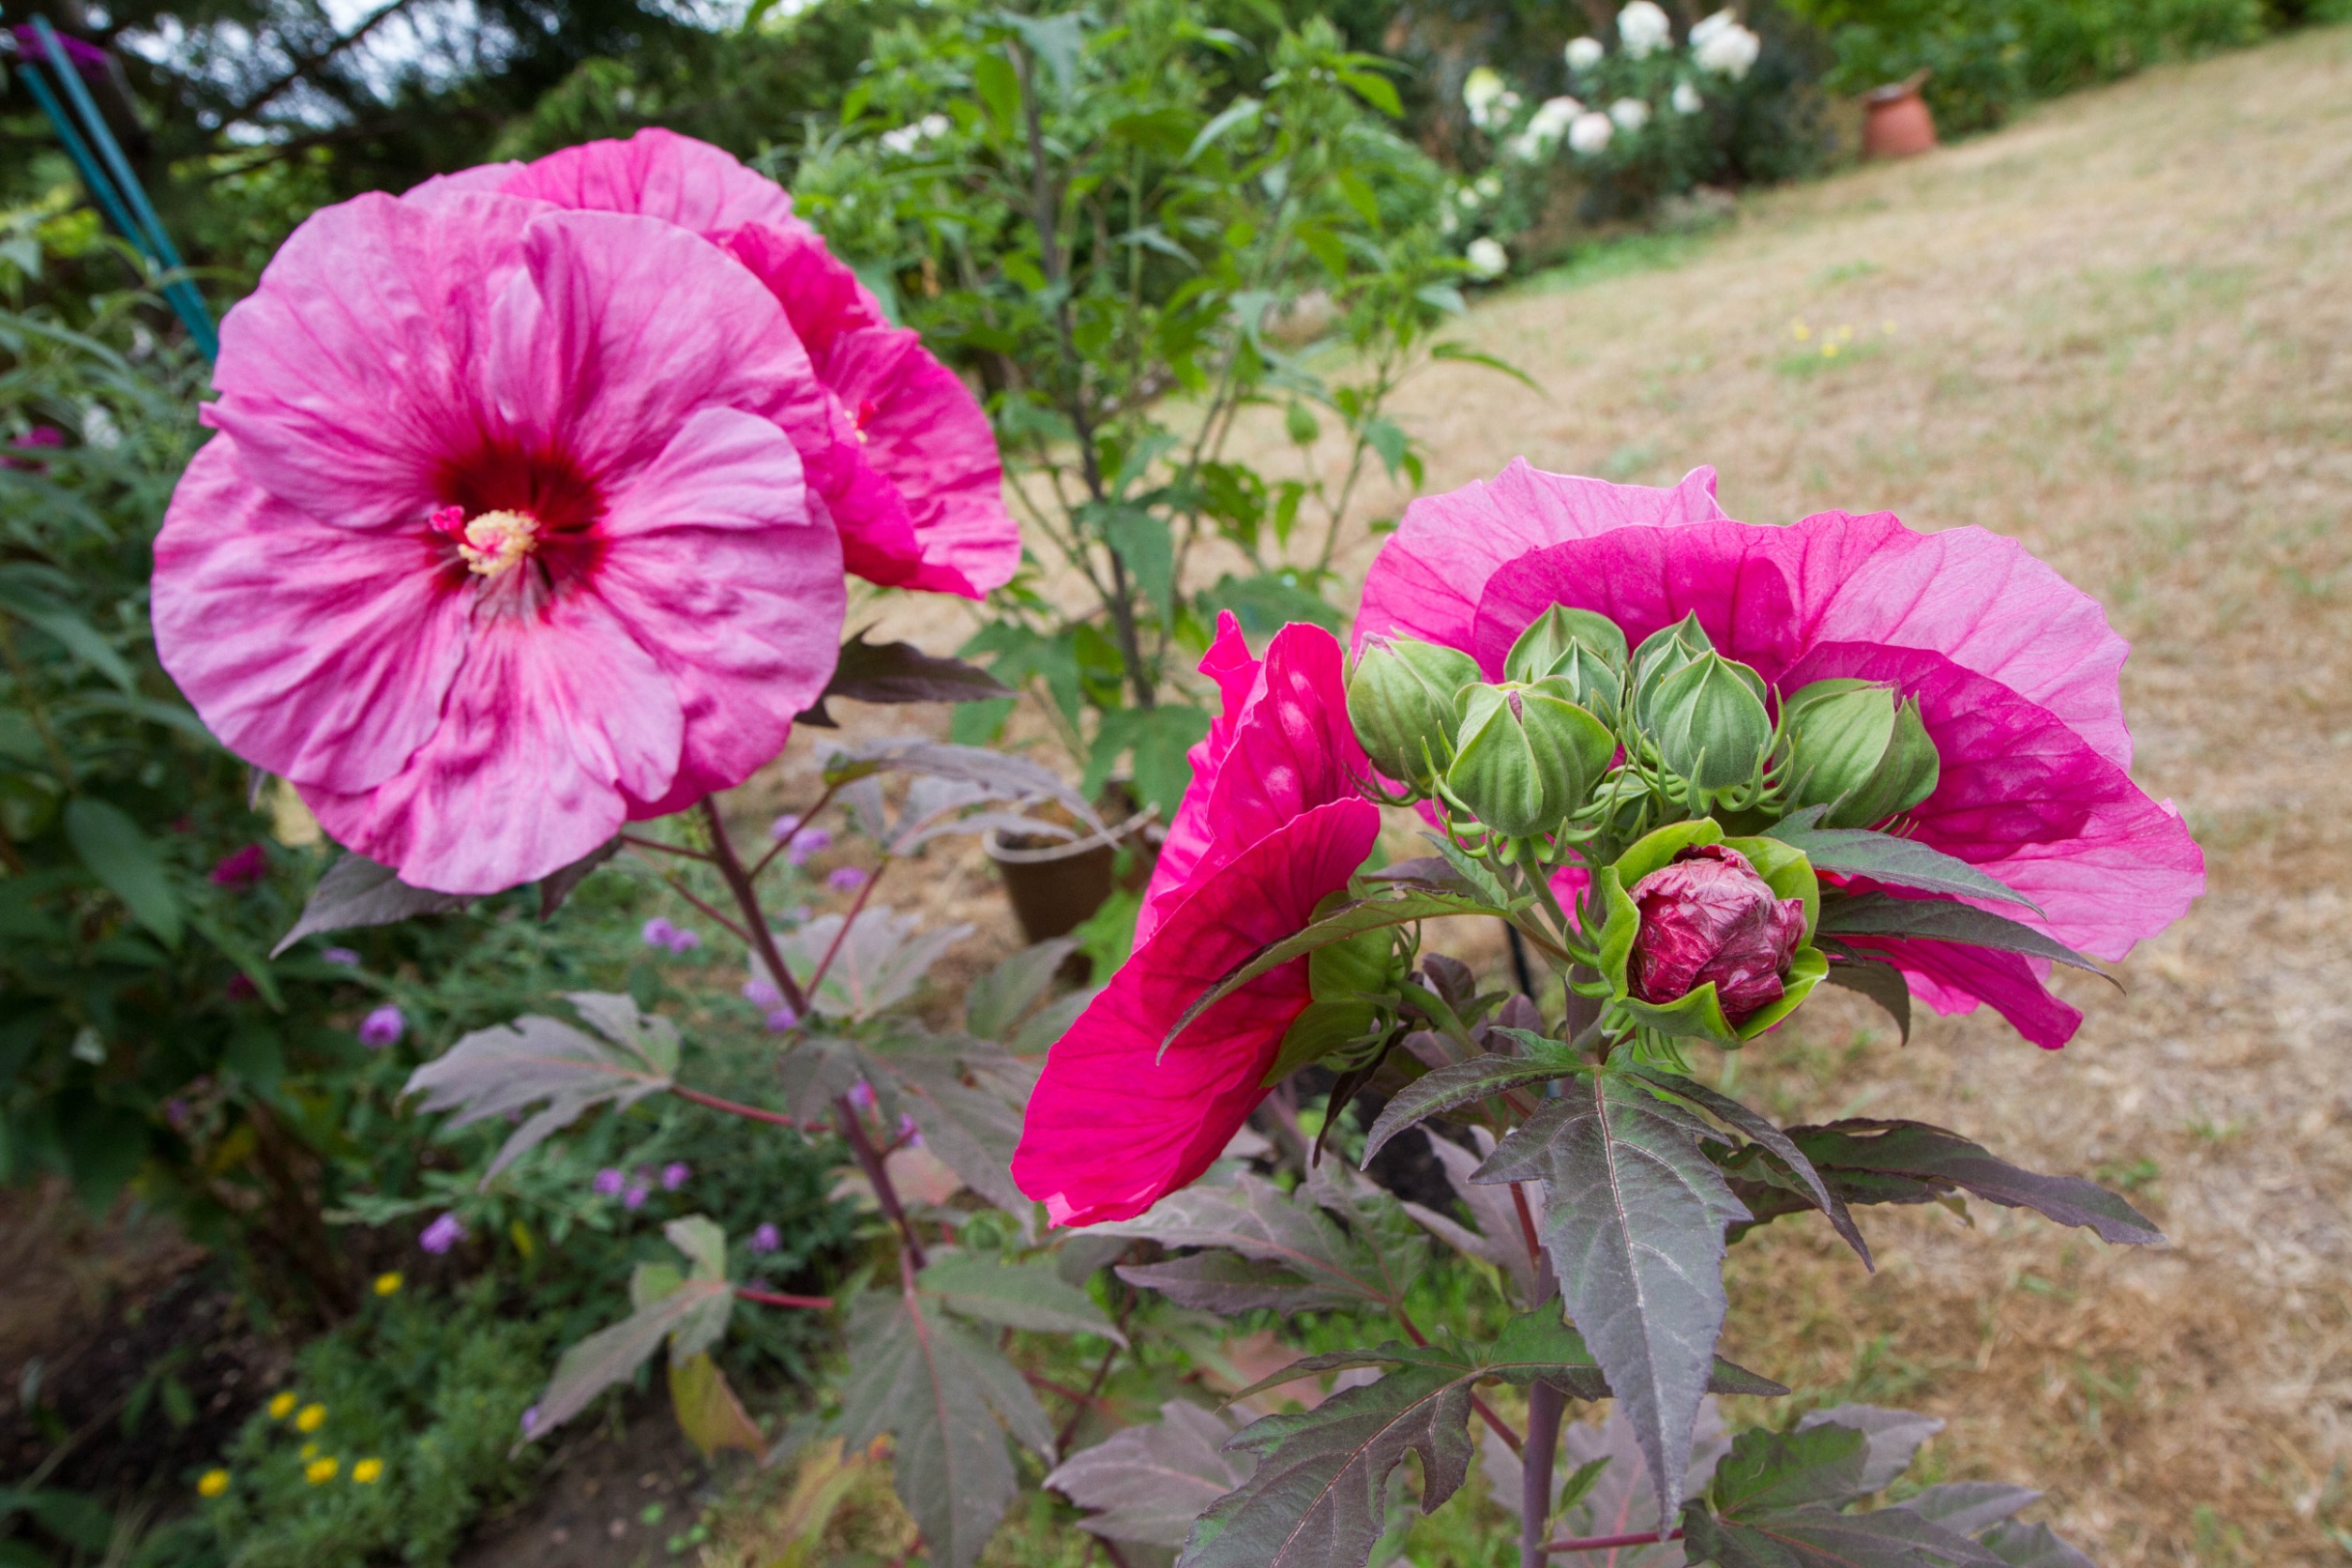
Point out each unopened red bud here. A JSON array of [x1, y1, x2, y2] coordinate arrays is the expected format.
[[1626, 843, 1806, 1024]]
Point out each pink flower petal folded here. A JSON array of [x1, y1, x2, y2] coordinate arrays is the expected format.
[[1142, 613, 1370, 945], [1012, 798, 1381, 1226], [156, 195, 840, 894], [1835, 937, 2083, 1050], [490, 130, 1018, 599], [1015, 614, 1380, 1224]]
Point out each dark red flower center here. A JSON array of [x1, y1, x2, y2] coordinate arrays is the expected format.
[[428, 440, 605, 601]]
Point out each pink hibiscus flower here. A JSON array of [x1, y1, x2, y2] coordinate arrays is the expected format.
[[154, 190, 844, 895], [433, 129, 1018, 600], [1012, 614, 1380, 1225], [1358, 459, 2204, 1048]]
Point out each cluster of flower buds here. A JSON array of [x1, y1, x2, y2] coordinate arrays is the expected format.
[[1347, 606, 1942, 857]]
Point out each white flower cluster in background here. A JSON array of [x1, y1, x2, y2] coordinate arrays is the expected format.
[[1462, 66, 1523, 132], [1615, 0, 1672, 58], [1465, 236, 1509, 279], [1504, 95, 1583, 161], [878, 113, 950, 155], [1691, 8, 1763, 79]]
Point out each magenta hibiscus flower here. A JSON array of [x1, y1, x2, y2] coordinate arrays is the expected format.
[[445, 129, 1018, 600], [1012, 614, 1380, 1225], [1358, 459, 2204, 1048], [154, 191, 843, 894]]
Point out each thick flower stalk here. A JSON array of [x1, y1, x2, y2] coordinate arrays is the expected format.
[[155, 191, 846, 894], [1012, 614, 1380, 1225], [1356, 459, 2205, 1047]]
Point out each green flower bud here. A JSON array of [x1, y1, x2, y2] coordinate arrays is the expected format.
[[1349, 638, 1482, 785], [1629, 612, 1727, 727], [1782, 679, 1939, 827], [1649, 652, 1774, 792], [1506, 606, 1630, 682], [1444, 683, 1618, 838]]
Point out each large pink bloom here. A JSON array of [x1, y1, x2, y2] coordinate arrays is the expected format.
[[1359, 459, 2204, 1048], [154, 191, 844, 895], [1013, 615, 1380, 1224], [435, 129, 1018, 599]]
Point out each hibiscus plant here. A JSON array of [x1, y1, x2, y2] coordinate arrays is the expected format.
[[787, 0, 1516, 815], [152, 109, 2200, 1568]]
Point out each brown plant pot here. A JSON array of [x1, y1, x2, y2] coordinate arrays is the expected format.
[[1862, 75, 1937, 160], [985, 805, 1159, 945]]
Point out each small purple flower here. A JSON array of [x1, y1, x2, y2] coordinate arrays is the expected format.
[[166, 1098, 192, 1128], [209, 844, 269, 890], [847, 1080, 876, 1112], [660, 1161, 690, 1191], [623, 1178, 651, 1211], [3, 426, 65, 472], [742, 977, 783, 1010], [787, 827, 834, 865], [749, 1223, 782, 1255], [321, 947, 361, 967], [357, 1004, 404, 1049], [665, 927, 701, 954], [768, 812, 803, 842], [763, 1004, 799, 1033], [419, 1212, 466, 1254], [641, 916, 678, 949], [826, 866, 867, 893], [898, 1113, 922, 1147], [520, 1405, 540, 1437], [592, 1167, 626, 1196]]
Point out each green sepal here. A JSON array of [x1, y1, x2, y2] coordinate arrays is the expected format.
[[1505, 606, 1629, 683]]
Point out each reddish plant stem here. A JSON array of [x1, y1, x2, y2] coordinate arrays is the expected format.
[[841, 1092, 927, 1271], [1397, 1304, 1523, 1457], [749, 781, 841, 881], [1544, 1528, 1682, 1555], [736, 1285, 835, 1310], [1520, 1379, 1567, 1568], [805, 855, 888, 998], [653, 875, 754, 948], [621, 832, 712, 862], [671, 1083, 801, 1129], [1020, 1368, 1118, 1414], [700, 796, 808, 1018]]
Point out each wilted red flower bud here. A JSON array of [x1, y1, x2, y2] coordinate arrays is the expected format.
[[1627, 844, 1806, 1024]]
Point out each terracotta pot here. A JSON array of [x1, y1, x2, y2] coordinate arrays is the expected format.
[[1862, 74, 1937, 160], [985, 805, 1158, 945]]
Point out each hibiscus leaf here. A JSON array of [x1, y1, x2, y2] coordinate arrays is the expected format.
[[839, 1287, 1049, 1568], [1977, 1520, 2098, 1568], [1179, 1313, 1673, 1568], [538, 837, 620, 919], [1097, 1172, 1415, 1317], [771, 907, 976, 1022], [919, 1253, 1123, 1344], [1765, 815, 2040, 912], [1793, 1405, 1944, 1492], [1163, 889, 1513, 1053], [822, 738, 1105, 837], [1047, 1401, 1250, 1548], [1629, 1068, 1872, 1267], [1815, 893, 2107, 979], [527, 1267, 732, 1443], [1683, 1425, 2013, 1568], [1361, 1055, 1586, 1163], [669, 1350, 764, 1459], [403, 994, 678, 1182], [1819, 953, 1913, 1044], [863, 1028, 1032, 1214], [1472, 1068, 1753, 1508], [796, 630, 1011, 726], [1892, 1483, 2041, 1537], [272, 851, 464, 957], [966, 939, 1078, 1040], [1781, 1119, 2161, 1244], [1400, 1127, 1546, 1308], [1117, 1252, 1353, 1315]]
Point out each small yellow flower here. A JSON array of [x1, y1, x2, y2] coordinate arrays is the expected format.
[[352, 1457, 384, 1485], [1790, 319, 1811, 340], [198, 1469, 232, 1498], [295, 1403, 326, 1433], [305, 1457, 339, 1485], [1822, 342, 1841, 358], [268, 1392, 297, 1420], [373, 1272, 403, 1297]]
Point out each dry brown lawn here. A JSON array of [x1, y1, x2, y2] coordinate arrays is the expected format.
[[1285, 26, 2352, 1568]]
